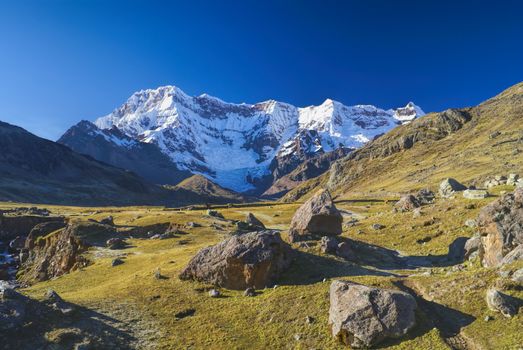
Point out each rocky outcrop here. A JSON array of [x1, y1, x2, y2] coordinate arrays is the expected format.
[[20, 222, 116, 283], [288, 189, 343, 242], [477, 188, 523, 267], [179, 230, 291, 289], [439, 178, 467, 198], [329, 281, 417, 348], [25, 221, 67, 249], [0, 214, 64, 241]]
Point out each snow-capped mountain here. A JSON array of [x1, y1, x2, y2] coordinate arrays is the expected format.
[[91, 86, 424, 192]]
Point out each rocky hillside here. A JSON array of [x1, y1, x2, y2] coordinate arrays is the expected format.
[[283, 82, 523, 201], [58, 121, 191, 186], [60, 85, 424, 194]]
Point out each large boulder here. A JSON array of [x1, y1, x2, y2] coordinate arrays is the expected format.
[[477, 188, 523, 267], [439, 178, 467, 198], [463, 189, 489, 200], [329, 281, 417, 348], [288, 189, 343, 242], [179, 230, 292, 290]]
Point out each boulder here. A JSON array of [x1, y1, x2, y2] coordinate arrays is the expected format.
[[320, 236, 338, 254], [439, 178, 467, 198], [99, 216, 114, 226], [106, 238, 126, 250], [416, 188, 435, 204], [463, 189, 489, 200], [207, 210, 224, 219], [394, 194, 421, 212], [245, 213, 266, 229], [464, 235, 482, 260], [511, 268, 523, 284], [477, 188, 523, 267], [507, 174, 519, 186], [288, 189, 342, 242], [329, 281, 417, 348], [464, 219, 477, 228], [486, 288, 518, 318], [179, 230, 292, 290], [500, 244, 523, 265]]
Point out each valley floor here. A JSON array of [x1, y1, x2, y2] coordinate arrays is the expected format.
[[2, 187, 522, 349]]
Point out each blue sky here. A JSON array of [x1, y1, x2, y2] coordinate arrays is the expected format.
[[1, 0, 522, 140]]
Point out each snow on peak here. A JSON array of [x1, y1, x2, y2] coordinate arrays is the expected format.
[[94, 85, 424, 191]]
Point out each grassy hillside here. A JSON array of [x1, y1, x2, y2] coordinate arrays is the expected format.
[[283, 82, 523, 202], [5, 186, 522, 349]]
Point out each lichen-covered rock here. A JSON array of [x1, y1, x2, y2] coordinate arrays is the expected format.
[[329, 281, 417, 348], [439, 178, 467, 198], [394, 194, 421, 212], [486, 288, 518, 318], [288, 189, 342, 242], [463, 189, 489, 199], [179, 230, 292, 290], [477, 188, 523, 267]]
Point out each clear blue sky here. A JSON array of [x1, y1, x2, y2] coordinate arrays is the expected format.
[[1, 0, 522, 140]]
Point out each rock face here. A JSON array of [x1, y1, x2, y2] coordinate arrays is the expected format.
[[477, 188, 523, 267], [179, 230, 292, 290], [439, 178, 467, 198], [329, 281, 417, 348], [288, 189, 343, 242], [463, 189, 489, 200], [486, 288, 518, 318]]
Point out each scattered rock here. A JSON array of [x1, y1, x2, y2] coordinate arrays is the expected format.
[[486, 288, 518, 318], [185, 222, 201, 228], [305, 316, 315, 324], [320, 236, 338, 254], [288, 189, 342, 242], [99, 216, 114, 226], [371, 223, 385, 230], [244, 287, 256, 297], [394, 194, 421, 212], [464, 219, 477, 228], [329, 280, 417, 348], [463, 189, 489, 200], [179, 230, 292, 290], [484, 315, 493, 322], [208, 289, 221, 298], [416, 188, 435, 204], [500, 244, 523, 265], [207, 210, 224, 219], [245, 213, 265, 229], [106, 238, 126, 250], [111, 258, 124, 267], [478, 188, 523, 267], [507, 174, 520, 186], [511, 268, 523, 284], [439, 178, 467, 198]]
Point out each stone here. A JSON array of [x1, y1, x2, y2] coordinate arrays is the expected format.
[[416, 188, 435, 204], [447, 237, 468, 262], [507, 174, 519, 186], [320, 236, 338, 254], [500, 244, 523, 265], [329, 281, 417, 348], [486, 288, 518, 318], [394, 194, 421, 212], [371, 223, 385, 230], [179, 230, 292, 290], [511, 268, 523, 284], [477, 188, 523, 267], [0, 289, 26, 331], [412, 208, 422, 218], [207, 209, 224, 219], [464, 235, 482, 260], [208, 289, 221, 298], [244, 287, 256, 297], [305, 316, 315, 324], [111, 258, 124, 267], [288, 189, 342, 242], [463, 189, 489, 200], [439, 178, 467, 198], [106, 237, 126, 250], [245, 213, 265, 229], [44, 289, 76, 315], [185, 222, 201, 228], [99, 216, 114, 226]]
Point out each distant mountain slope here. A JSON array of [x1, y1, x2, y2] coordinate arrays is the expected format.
[[58, 121, 191, 185], [283, 82, 523, 202], [0, 121, 164, 205], [84, 85, 424, 193], [167, 174, 248, 204]]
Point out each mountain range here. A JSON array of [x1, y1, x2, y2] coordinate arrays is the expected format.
[[59, 86, 424, 195]]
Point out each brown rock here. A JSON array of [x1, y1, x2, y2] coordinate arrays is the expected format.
[[288, 189, 342, 242], [478, 188, 523, 267], [394, 194, 421, 212], [179, 230, 292, 290]]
